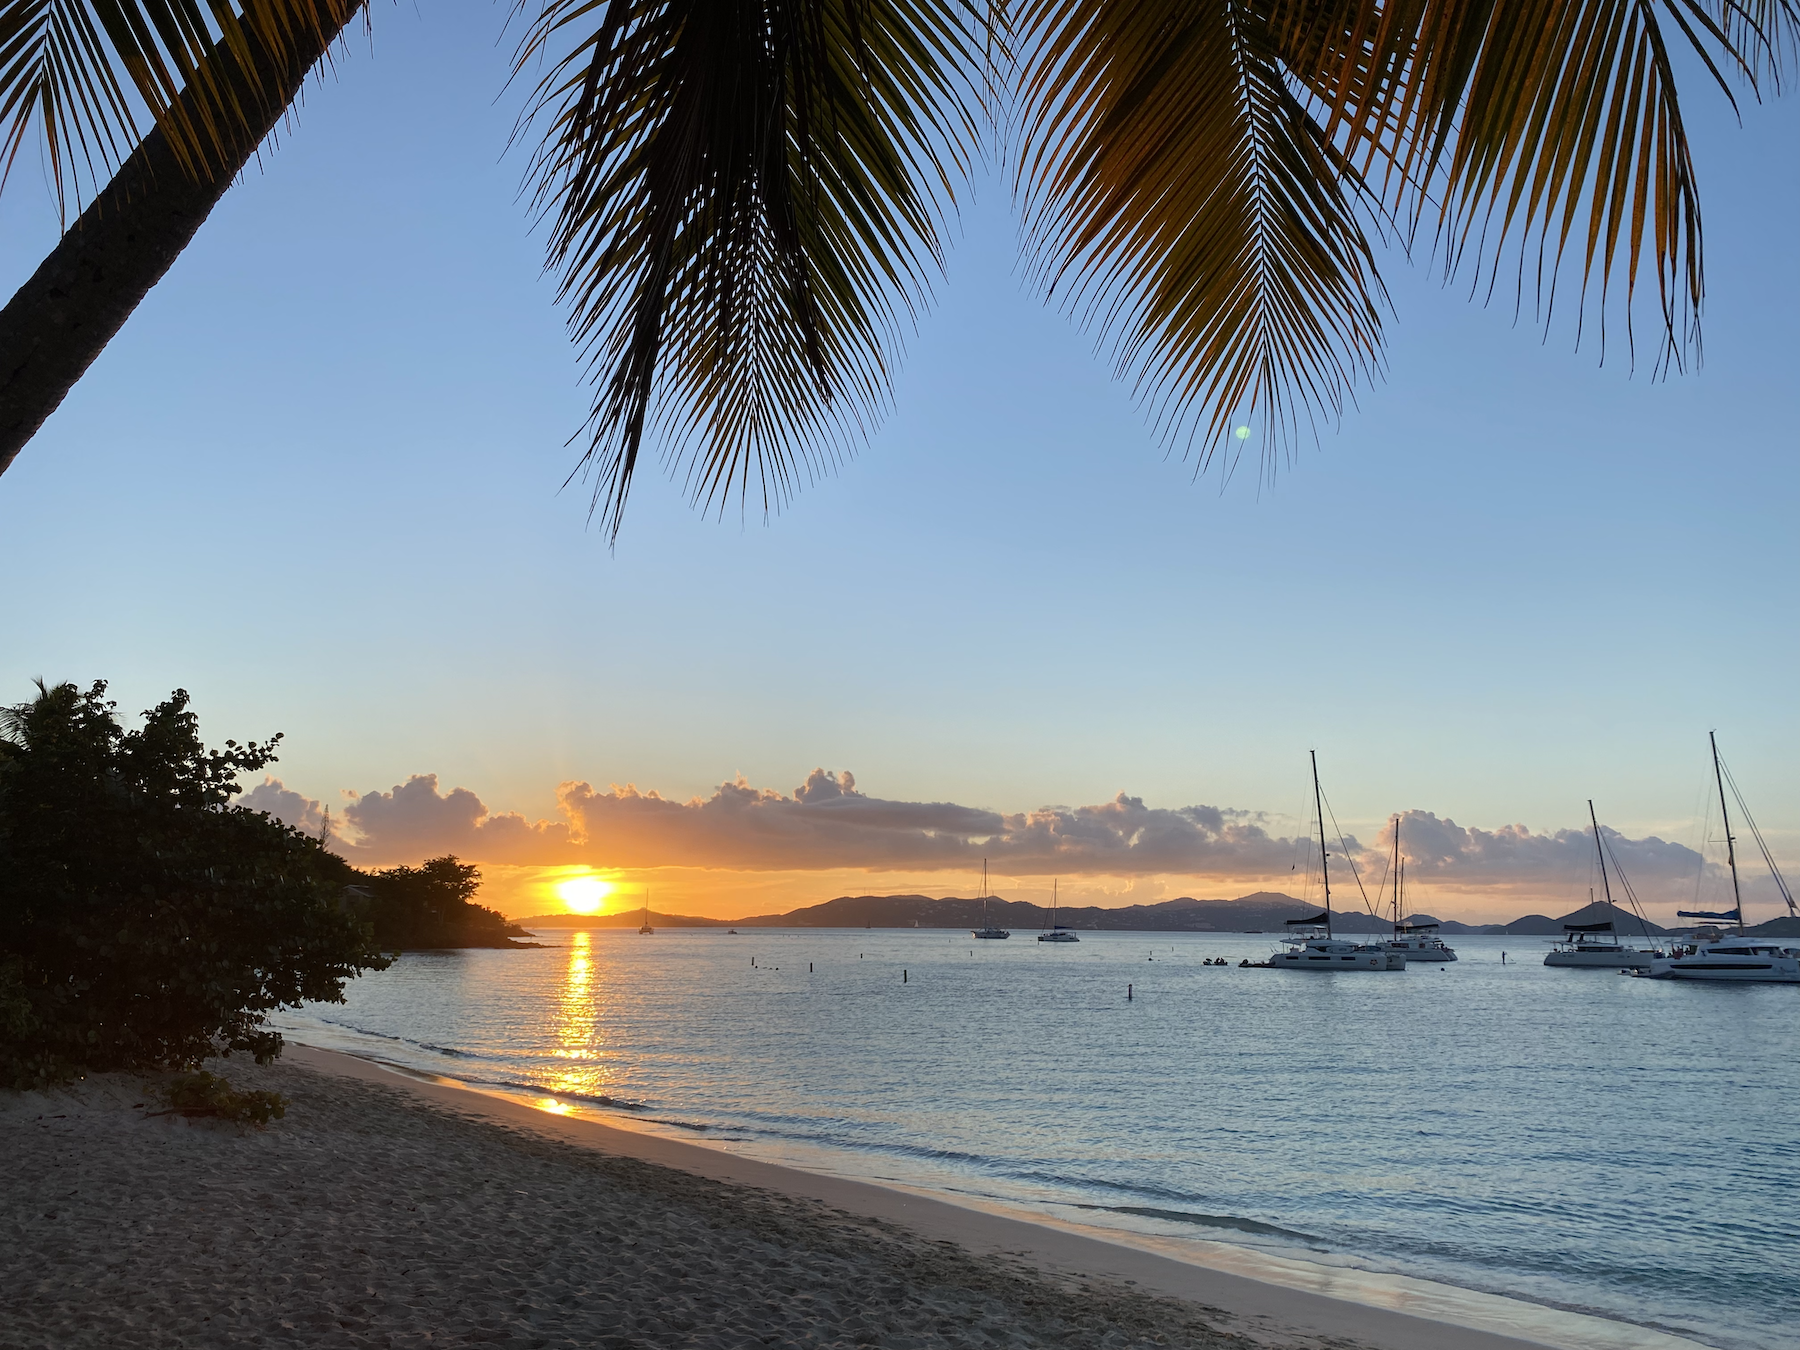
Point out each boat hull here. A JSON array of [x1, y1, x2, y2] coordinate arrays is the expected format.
[[1384, 942, 1456, 962], [1037, 933, 1080, 943], [1545, 949, 1655, 969], [1644, 954, 1800, 983], [1268, 948, 1404, 970]]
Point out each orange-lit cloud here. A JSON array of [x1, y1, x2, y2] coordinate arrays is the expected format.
[[240, 768, 1763, 923]]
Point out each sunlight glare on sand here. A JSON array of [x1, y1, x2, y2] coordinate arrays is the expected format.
[[557, 876, 611, 914]]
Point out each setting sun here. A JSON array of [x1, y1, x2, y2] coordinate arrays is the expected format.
[[556, 876, 612, 915]]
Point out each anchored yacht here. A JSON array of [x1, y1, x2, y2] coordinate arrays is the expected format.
[[971, 860, 1010, 939], [1037, 879, 1080, 942], [1645, 735, 1799, 984], [1376, 819, 1456, 962], [1546, 802, 1661, 968], [1266, 753, 1403, 971]]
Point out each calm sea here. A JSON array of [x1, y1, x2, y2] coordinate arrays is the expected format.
[[274, 929, 1798, 1350]]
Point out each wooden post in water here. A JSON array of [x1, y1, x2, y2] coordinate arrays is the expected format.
[[903, 970, 908, 983], [1128, 983, 1133, 1000]]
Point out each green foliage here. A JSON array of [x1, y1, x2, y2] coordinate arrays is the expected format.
[[156, 1069, 287, 1126], [360, 855, 531, 951], [0, 679, 389, 1088]]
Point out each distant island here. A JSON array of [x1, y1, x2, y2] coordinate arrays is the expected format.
[[517, 892, 1781, 936]]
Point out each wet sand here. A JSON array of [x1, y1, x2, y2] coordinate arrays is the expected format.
[[0, 1046, 1646, 1350]]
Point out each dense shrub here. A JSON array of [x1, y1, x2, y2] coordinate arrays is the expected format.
[[0, 681, 389, 1087], [154, 1069, 287, 1126], [362, 855, 534, 950]]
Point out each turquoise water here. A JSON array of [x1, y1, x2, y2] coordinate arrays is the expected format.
[[275, 928, 1798, 1350]]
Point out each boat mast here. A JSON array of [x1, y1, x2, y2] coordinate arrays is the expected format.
[[1588, 800, 1616, 910], [1710, 732, 1745, 931], [1311, 751, 1333, 939], [1391, 816, 1401, 936]]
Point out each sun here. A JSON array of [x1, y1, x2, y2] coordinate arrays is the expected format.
[[557, 876, 612, 916]]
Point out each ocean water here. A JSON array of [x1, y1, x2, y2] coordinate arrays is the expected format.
[[274, 929, 1798, 1350]]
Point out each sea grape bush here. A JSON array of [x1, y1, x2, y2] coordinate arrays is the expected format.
[[157, 1069, 287, 1126], [0, 680, 389, 1087]]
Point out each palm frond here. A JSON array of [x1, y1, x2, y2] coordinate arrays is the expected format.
[[1274, 0, 1797, 369], [516, 0, 993, 540], [0, 0, 363, 220], [1014, 0, 1388, 474]]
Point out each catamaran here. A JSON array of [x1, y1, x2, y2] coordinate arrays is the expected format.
[[1646, 734, 1800, 983], [1545, 801, 1661, 968], [971, 860, 1010, 939], [1378, 817, 1457, 962], [1267, 754, 1404, 971], [638, 891, 654, 935], [1037, 878, 1079, 942]]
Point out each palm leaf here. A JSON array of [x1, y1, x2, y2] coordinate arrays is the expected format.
[[1014, 0, 1388, 473], [0, 0, 363, 219], [515, 0, 992, 539], [1274, 0, 1796, 368]]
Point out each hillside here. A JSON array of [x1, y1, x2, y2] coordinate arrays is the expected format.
[[515, 891, 1692, 937], [521, 892, 1424, 933]]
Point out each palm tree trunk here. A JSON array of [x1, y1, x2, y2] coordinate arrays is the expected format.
[[0, 9, 361, 481]]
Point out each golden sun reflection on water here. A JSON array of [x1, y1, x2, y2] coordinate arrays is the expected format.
[[548, 930, 611, 1099]]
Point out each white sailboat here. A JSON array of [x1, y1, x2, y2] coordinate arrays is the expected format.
[[1646, 735, 1800, 983], [971, 860, 1010, 939], [1545, 801, 1661, 969], [1267, 754, 1404, 971], [1378, 818, 1457, 962], [1037, 879, 1079, 942]]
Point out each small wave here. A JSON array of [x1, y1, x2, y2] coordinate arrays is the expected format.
[[469, 1078, 651, 1113], [1072, 1202, 1319, 1244]]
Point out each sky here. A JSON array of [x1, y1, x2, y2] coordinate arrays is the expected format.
[[2, 5, 1795, 925]]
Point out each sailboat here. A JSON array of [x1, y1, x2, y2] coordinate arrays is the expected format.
[[1646, 734, 1800, 982], [1267, 754, 1404, 970], [1545, 801, 1661, 968], [1378, 817, 1457, 962], [638, 891, 654, 935], [971, 860, 1010, 939], [1037, 878, 1079, 942]]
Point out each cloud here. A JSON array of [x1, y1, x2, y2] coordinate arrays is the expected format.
[[1380, 810, 1705, 889], [241, 774, 576, 866], [240, 769, 1760, 912], [241, 776, 328, 836], [340, 774, 577, 864], [557, 773, 1306, 874]]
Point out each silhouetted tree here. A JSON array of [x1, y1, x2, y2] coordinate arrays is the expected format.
[[0, 679, 388, 1086], [362, 856, 530, 950]]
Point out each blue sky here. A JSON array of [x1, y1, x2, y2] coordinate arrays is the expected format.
[[1, 5, 1794, 919]]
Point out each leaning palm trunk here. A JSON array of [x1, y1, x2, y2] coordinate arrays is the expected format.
[[0, 3, 361, 477]]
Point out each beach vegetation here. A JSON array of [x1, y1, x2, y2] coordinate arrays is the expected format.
[[360, 855, 535, 951], [0, 2, 1791, 522], [152, 1068, 288, 1126], [0, 679, 390, 1088]]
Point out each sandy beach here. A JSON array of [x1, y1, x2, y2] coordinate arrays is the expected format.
[[2, 1047, 1628, 1350]]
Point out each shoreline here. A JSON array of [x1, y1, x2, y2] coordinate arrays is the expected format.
[[286, 1043, 1705, 1350]]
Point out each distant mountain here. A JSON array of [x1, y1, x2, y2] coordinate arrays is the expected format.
[[523, 891, 1426, 934], [1741, 915, 1800, 937]]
